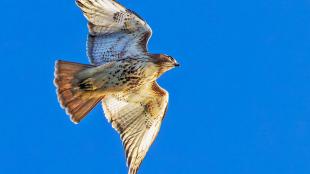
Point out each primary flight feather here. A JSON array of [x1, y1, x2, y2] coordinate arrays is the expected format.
[[54, 0, 179, 174]]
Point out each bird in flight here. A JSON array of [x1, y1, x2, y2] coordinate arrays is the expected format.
[[54, 0, 179, 174]]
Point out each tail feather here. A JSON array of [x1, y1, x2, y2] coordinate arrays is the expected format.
[[66, 97, 102, 123], [54, 60, 103, 124]]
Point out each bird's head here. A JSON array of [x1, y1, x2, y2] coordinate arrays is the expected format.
[[150, 54, 180, 70]]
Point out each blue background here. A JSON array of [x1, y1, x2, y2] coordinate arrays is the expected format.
[[0, 0, 309, 173]]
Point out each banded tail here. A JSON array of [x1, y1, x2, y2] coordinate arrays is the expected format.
[[54, 60, 103, 124]]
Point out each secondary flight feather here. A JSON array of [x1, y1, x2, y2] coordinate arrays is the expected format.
[[54, 0, 179, 174]]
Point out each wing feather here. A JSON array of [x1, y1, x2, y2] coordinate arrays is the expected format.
[[76, 0, 152, 65], [102, 82, 169, 174]]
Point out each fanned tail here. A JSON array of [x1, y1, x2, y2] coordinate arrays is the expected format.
[[54, 60, 103, 124]]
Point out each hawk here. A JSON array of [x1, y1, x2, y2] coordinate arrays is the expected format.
[[54, 0, 179, 174]]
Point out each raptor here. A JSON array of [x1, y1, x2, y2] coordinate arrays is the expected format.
[[54, 0, 179, 174]]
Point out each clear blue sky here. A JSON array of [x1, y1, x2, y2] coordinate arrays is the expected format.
[[0, 0, 309, 173]]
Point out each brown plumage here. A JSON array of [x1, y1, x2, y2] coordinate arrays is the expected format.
[[54, 0, 179, 174]]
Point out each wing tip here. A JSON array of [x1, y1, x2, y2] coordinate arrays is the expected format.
[[128, 168, 138, 174]]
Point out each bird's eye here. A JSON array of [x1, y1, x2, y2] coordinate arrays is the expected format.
[[168, 56, 174, 61]]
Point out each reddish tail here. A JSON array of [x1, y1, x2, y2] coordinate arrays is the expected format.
[[54, 60, 103, 124]]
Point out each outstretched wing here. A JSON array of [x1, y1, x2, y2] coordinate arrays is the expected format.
[[76, 0, 152, 65], [102, 82, 169, 174]]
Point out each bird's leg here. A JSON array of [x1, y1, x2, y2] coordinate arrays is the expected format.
[[79, 78, 98, 91]]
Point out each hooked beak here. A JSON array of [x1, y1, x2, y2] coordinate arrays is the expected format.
[[174, 62, 180, 67]]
